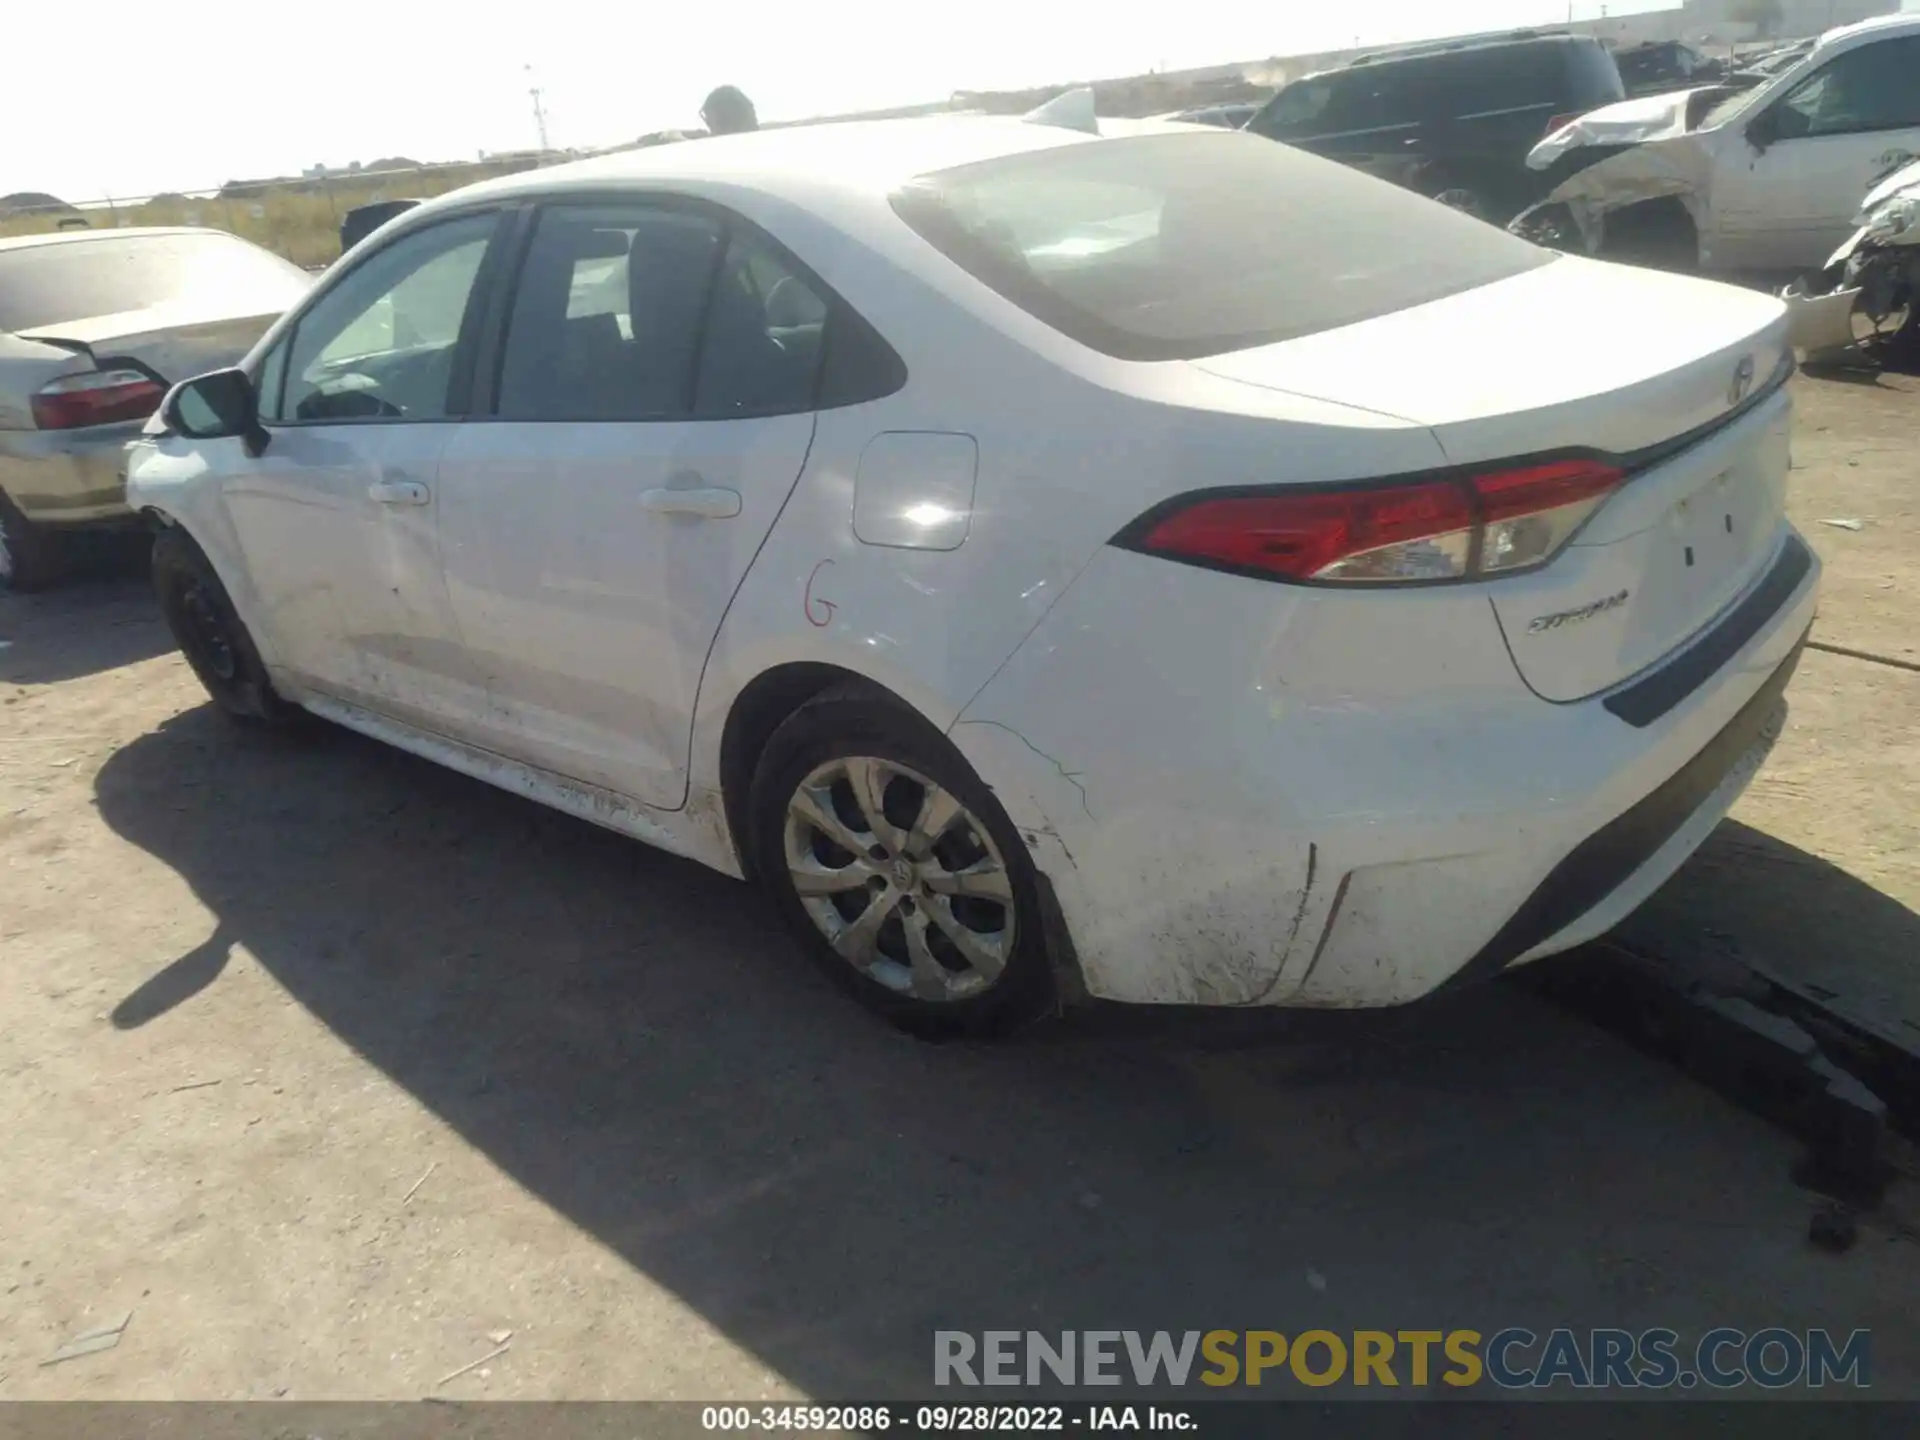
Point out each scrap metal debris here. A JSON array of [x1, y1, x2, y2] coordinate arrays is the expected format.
[[433, 1342, 511, 1389], [41, 1311, 132, 1366], [1821, 518, 1867, 531], [402, 1162, 437, 1205], [1530, 938, 1920, 1221]]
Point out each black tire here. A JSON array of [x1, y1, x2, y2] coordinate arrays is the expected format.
[[0, 489, 66, 593], [748, 686, 1056, 1039], [151, 527, 299, 727]]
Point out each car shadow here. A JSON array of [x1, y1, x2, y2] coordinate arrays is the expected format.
[[0, 564, 172, 687], [1616, 819, 1920, 1036], [91, 708, 1920, 1401]]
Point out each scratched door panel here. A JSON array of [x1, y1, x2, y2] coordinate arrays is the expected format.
[[435, 413, 816, 810]]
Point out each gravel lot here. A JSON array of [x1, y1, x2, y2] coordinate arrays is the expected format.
[[2, 371, 1916, 1402]]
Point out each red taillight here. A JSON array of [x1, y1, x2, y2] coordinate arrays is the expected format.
[[1136, 480, 1475, 583], [30, 369, 166, 431], [1471, 458, 1623, 575], [1128, 458, 1623, 586], [1543, 111, 1582, 138]]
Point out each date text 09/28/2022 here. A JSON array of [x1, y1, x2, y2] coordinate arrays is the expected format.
[[702, 1406, 1190, 1432]]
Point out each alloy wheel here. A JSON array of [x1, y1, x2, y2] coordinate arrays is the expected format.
[[782, 755, 1016, 1002]]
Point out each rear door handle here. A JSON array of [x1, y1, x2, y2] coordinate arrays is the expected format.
[[639, 486, 741, 518], [368, 478, 431, 506]]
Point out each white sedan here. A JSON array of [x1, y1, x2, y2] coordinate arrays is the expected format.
[[125, 109, 1819, 1035]]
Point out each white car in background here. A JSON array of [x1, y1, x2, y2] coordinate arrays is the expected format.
[[125, 110, 1818, 1035], [1522, 14, 1920, 274], [0, 227, 310, 589]]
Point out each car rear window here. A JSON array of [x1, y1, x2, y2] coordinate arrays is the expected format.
[[890, 130, 1556, 362], [1564, 37, 1629, 106], [0, 231, 309, 333]]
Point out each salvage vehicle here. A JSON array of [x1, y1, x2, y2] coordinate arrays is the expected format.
[[125, 108, 1818, 1035], [1783, 156, 1920, 362], [1612, 40, 1726, 99], [1513, 15, 1920, 277], [1166, 102, 1258, 130], [1242, 30, 1625, 221], [339, 198, 425, 256], [0, 227, 311, 590]]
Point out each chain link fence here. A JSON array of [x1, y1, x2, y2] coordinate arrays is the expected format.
[[0, 154, 569, 269]]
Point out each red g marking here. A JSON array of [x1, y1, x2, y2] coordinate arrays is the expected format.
[[804, 559, 837, 628]]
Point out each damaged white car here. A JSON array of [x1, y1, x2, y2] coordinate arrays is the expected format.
[[1511, 14, 1920, 276], [1781, 156, 1920, 361]]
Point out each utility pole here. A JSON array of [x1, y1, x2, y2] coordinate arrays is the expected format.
[[525, 65, 551, 152]]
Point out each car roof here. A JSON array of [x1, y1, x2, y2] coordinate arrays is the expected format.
[[0, 226, 237, 255], [1817, 12, 1920, 50], [420, 114, 1192, 216], [1342, 29, 1594, 70]]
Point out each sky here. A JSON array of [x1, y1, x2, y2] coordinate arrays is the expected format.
[[6, 0, 1684, 204]]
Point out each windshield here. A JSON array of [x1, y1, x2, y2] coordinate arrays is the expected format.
[[890, 131, 1555, 362], [0, 231, 309, 333], [1702, 83, 1767, 130]]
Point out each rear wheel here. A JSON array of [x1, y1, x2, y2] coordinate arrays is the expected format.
[[0, 490, 66, 593], [152, 527, 299, 727], [749, 688, 1056, 1038]]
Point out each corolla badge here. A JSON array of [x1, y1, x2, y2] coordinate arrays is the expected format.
[[1729, 355, 1757, 406], [1528, 589, 1630, 633]]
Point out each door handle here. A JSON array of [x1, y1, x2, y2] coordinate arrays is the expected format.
[[639, 485, 741, 518], [368, 478, 431, 506]]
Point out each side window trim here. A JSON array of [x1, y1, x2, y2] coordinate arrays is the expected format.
[[1770, 40, 1919, 142], [262, 207, 512, 428], [470, 189, 905, 423]]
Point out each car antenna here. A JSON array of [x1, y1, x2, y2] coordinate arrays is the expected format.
[[1022, 86, 1099, 135]]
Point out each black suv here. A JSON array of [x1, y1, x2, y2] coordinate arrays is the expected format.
[[1243, 31, 1626, 222]]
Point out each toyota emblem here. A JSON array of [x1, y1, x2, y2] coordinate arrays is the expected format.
[[1729, 355, 1757, 406]]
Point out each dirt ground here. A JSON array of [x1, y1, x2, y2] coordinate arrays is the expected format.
[[1, 372, 1916, 1403]]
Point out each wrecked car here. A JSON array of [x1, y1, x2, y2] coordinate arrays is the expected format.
[[1511, 14, 1920, 276], [1612, 40, 1727, 99], [1243, 30, 1625, 223], [1782, 156, 1920, 362]]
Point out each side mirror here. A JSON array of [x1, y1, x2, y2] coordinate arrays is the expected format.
[[1747, 107, 1778, 151], [163, 367, 268, 457]]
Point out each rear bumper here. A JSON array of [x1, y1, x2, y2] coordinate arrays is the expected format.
[[951, 525, 1821, 1009], [0, 420, 145, 526], [1445, 614, 1806, 990]]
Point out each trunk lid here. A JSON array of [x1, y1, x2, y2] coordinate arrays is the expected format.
[[17, 297, 281, 388], [1196, 256, 1795, 703]]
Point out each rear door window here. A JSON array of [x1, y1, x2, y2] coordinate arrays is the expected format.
[[496, 204, 724, 421], [493, 202, 857, 422]]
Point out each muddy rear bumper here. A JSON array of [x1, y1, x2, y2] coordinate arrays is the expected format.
[[0, 420, 146, 526]]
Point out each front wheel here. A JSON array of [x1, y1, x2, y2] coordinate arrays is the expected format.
[[152, 527, 300, 727], [748, 687, 1057, 1038]]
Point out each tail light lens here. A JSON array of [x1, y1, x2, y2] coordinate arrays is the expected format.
[[1543, 112, 1582, 137], [1126, 458, 1623, 586], [30, 369, 167, 431]]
